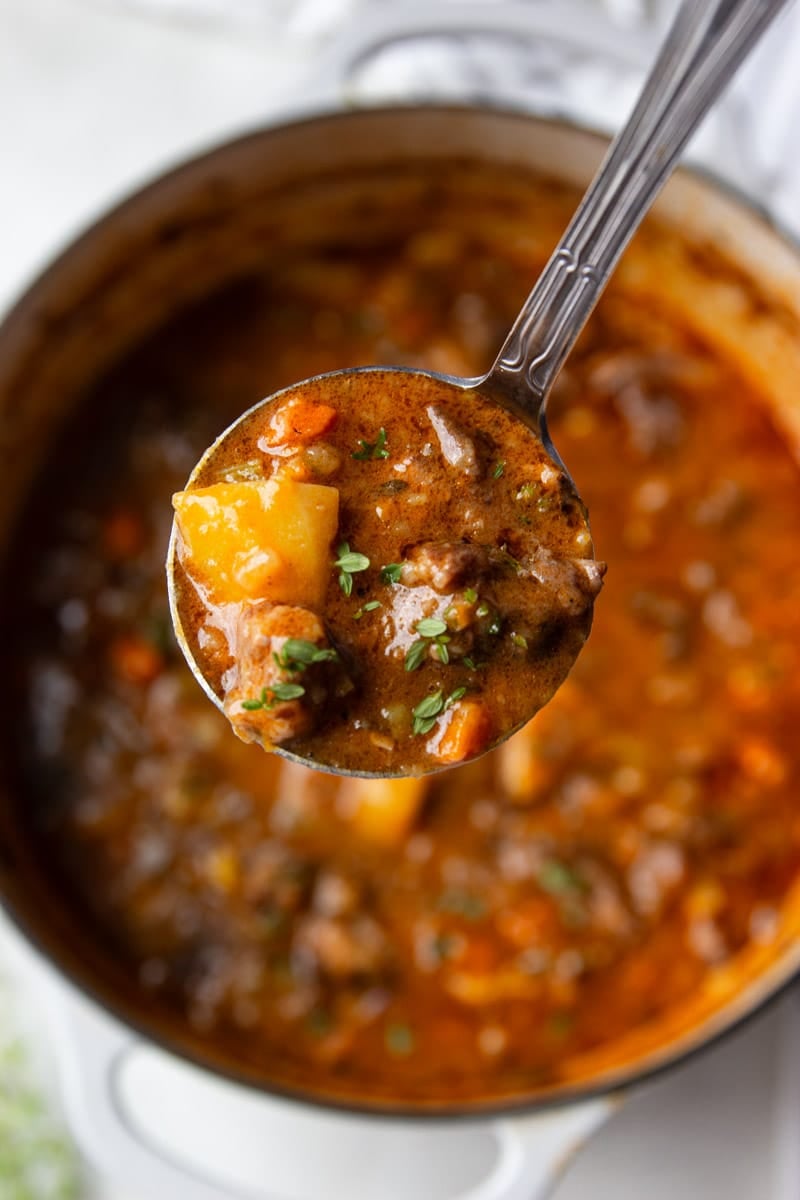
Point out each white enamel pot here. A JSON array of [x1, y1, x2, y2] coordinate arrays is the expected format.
[[3, 9, 800, 1200]]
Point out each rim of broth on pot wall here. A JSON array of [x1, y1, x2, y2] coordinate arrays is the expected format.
[[1, 109, 800, 1116]]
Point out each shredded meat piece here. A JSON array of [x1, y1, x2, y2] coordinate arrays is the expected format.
[[522, 548, 606, 617], [223, 603, 337, 746], [426, 405, 481, 477], [292, 913, 390, 981], [400, 541, 493, 592]]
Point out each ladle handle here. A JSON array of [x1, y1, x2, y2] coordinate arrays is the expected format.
[[486, 0, 791, 418]]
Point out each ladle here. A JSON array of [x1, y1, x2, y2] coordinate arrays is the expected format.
[[168, 0, 791, 777]]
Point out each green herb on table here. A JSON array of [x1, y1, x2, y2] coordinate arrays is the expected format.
[[0, 1023, 80, 1200], [241, 683, 305, 711], [352, 427, 389, 460], [334, 542, 370, 596]]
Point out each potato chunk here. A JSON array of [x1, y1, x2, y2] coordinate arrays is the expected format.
[[173, 479, 338, 608]]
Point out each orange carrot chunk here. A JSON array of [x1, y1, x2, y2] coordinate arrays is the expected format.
[[433, 700, 493, 764], [260, 398, 337, 448]]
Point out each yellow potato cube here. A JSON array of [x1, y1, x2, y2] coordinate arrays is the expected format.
[[338, 776, 429, 846], [173, 479, 339, 608]]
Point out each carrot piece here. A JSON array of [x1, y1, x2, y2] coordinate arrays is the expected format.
[[109, 634, 163, 685], [433, 700, 492, 764], [260, 398, 337, 448], [103, 509, 145, 560]]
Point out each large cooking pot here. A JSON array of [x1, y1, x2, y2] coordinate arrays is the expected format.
[[2, 16, 800, 1200]]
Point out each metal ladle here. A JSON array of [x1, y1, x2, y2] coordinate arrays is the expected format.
[[168, 0, 791, 775]]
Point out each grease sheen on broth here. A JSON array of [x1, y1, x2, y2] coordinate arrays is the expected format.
[[5, 160, 800, 1107]]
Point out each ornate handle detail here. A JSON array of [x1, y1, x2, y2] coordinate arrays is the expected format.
[[486, 0, 792, 421]]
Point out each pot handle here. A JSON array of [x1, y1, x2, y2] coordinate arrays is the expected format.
[[45, 979, 615, 1200], [310, 1, 652, 104], [47, 986, 232, 1200]]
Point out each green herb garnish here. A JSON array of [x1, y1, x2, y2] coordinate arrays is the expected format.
[[516, 481, 539, 501], [353, 427, 389, 460], [354, 600, 382, 620], [380, 562, 404, 584], [538, 860, 585, 896], [463, 587, 478, 604], [411, 690, 444, 734], [411, 687, 465, 734], [475, 603, 490, 619], [385, 1022, 415, 1056], [241, 682, 305, 711], [404, 639, 430, 673], [437, 889, 488, 920], [492, 461, 506, 479], [511, 633, 529, 650], [404, 618, 451, 671], [274, 638, 338, 671], [334, 542, 370, 596], [415, 617, 447, 638]]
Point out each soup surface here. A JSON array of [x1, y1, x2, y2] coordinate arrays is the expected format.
[[5, 162, 800, 1106], [171, 370, 602, 774]]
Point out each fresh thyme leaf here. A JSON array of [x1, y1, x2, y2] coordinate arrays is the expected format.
[[433, 637, 450, 665], [463, 587, 478, 604], [416, 617, 447, 638], [241, 683, 305, 710], [404, 639, 429, 672], [354, 600, 382, 620], [271, 682, 306, 702], [461, 656, 487, 670], [275, 638, 338, 670], [538, 860, 585, 896], [380, 562, 404, 584], [335, 542, 370, 595], [516, 481, 539, 501], [334, 545, 370, 573], [353, 427, 389, 460], [492, 461, 506, 479], [412, 689, 444, 734], [446, 687, 467, 706], [511, 633, 529, 650], [476, 603, 490, 618]]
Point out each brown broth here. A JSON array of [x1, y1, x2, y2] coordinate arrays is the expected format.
[[4, 164, 800, 1105], [172, 370, 600, 774]]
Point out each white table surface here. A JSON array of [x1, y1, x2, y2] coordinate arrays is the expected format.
[[2, 3, 800, 1198]]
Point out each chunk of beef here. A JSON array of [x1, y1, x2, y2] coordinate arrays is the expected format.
[[427, 405, 481, 477], [522, 548, 606, 617], [223, 603, 337, 747], [292, 912, 390, 981], [401, 541, 493, 592]]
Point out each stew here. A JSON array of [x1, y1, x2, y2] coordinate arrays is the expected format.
[[171, 370, 603, 774], [5, 162, 800, 1105]]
